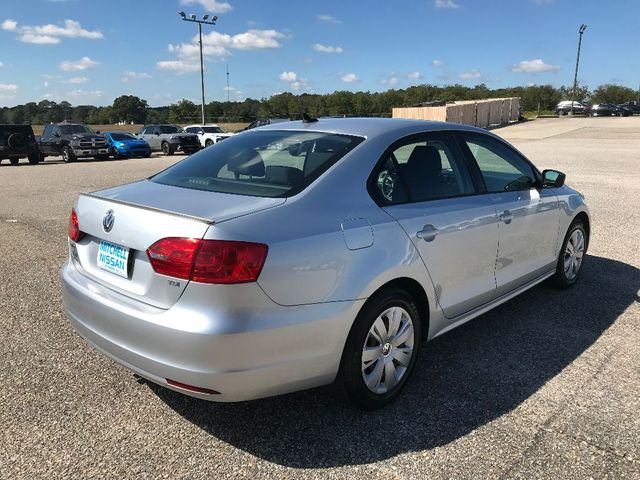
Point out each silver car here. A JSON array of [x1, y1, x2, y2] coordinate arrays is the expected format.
[[62, 118, 590, 409]]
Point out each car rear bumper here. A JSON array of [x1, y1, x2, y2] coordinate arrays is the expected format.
[[61, 259, 363, 402]]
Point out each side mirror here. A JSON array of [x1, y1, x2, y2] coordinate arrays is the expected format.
[[155, 132, 160, 136], [542, 169, 566, 188]]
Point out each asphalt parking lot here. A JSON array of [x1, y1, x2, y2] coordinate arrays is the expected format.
[[1, 117, 639, 479]]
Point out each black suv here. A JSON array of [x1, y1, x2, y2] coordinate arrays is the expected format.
[[37, 123, 109, 163], [0, 125, 41, 165]]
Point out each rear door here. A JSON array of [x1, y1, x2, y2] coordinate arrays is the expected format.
[[376, 132, 499, 318], [459, 132, 560, 295]]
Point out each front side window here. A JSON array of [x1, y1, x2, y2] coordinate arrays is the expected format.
[[462, 133, 536, 192], [151, 130, 363, 198], [372, 133, 475, 204]]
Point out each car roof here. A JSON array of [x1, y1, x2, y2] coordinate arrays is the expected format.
[[255, 117, 489, 139]]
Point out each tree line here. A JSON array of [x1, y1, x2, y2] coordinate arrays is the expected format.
[[1, 83, 638, 125]]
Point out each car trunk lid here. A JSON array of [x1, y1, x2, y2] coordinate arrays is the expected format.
[[71, 180, 285, 308]]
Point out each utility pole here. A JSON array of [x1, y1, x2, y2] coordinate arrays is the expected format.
[[570, 24, 587, 115], [179, 12, 218, 125], [226, 64, 230, 103]]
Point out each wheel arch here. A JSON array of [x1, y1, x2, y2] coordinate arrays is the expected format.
[[574, 211, 590, 249], [361, 277, 430, 341]]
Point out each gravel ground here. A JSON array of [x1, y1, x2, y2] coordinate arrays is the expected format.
[[1, 117, 639, 479]]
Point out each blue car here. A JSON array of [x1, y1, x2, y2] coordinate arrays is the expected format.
[[104, 131, 151, 159]]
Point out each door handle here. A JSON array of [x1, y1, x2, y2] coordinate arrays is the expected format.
[[416, 224, 438, 242], [499, 210, 513, 224]]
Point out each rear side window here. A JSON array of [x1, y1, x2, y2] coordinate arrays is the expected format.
[[462, 133, 536, 192], [151, 130, 364, 198], [372, 133, 475, 204]]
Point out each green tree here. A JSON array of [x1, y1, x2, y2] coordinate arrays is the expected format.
[[112, 95, 148, 123], [591, 84, 636, 104], [169, 99, 199, 123]]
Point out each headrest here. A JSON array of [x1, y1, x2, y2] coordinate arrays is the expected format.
[[265, 166, 304, 186], [227, 150, 265, 177], [406, 146, 442, 177]]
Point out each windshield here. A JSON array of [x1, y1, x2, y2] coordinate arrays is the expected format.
[[158, 125, 182, 134], [59, 125, 93, 135], [111, 133, 136, 141], [151, 130, 364, 198], [202, 126, 226, 133]]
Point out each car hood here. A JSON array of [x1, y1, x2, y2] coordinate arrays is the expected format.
[[91, 179, 286, 223], [66, 133, 105, 141]]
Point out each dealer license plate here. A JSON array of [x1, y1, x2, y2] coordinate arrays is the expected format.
[[97, 240, 130, 278]]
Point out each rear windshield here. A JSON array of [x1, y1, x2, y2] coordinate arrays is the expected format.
[[151, 130, 364, 198]]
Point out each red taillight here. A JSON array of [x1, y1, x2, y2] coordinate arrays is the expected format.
[[146, 238, 268, 284], [68, 208, 85, 243], [146, 237, 200, 280]]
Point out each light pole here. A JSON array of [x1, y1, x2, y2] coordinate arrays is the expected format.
[[178, 11, 218, 125], [570, 24, 587, 115]]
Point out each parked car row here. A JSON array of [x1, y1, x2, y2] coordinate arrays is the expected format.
[[0, 122, 235, 165], [556, 100, 640, 117]]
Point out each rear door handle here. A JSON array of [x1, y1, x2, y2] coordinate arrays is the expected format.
[[416, 224, 438, 242], [499, 210, 513, 224]]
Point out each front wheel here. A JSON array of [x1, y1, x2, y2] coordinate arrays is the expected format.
[[62, 146, 76, 163], [9, 157, 19, 166], [339, 288, 422, 410], [161, 142, 174, 156], [551, 219, 587, 288], [205, 139, 213, 147]]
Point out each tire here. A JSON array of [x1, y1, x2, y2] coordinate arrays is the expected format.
[[205, 139, 213, 147], [27, 153, 41, 165], [62, 146, 76, 163], [9, 157, 19, 166], [551, 219, 587, 288], [339, 287, 422, 410], [161, 142, 174, 156]]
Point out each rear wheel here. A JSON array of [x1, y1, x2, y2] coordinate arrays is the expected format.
[[339, 288, 422, 410], [552, 219, 587, 288], [27, 153, 41, 165], [62, 146, 76, 163], [9, 157, 19, 166]]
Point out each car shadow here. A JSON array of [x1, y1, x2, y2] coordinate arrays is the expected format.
[[149, 254, 639, 468]]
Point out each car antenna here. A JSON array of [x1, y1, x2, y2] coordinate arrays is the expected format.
[[302, 112, 318, 123]]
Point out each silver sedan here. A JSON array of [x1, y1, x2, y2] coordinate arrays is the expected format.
[[62, 118, 590, 409]]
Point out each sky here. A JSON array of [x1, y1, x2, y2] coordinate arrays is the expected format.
[[1, 0, 639, 107]]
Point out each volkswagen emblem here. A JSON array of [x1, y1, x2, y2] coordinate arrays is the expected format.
[[102, 209, 115, 233]]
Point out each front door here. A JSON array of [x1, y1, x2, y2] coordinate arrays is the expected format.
[[460, 132, 560, 295], [375, 132, 499, 319]]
